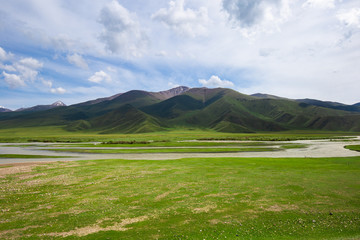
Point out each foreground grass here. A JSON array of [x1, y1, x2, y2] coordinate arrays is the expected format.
[[1, 157, 359, 239]]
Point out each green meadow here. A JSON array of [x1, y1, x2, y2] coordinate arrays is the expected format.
[[345, 145, 360, 152], [0, 126, 357, 143], [1, 157, 360, 239], [0, 128, 359, 239]]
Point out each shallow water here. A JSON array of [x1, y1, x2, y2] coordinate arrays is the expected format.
[[0, 137, 359, 164]]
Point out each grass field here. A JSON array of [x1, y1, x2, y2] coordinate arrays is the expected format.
[[0, 126, 357, 143], [1, 157, 360, 239], [345, 145, 360, 152]]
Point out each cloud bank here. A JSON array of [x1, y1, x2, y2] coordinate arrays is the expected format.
[[98, 0, 147, 57], [152, 0, 209, 37]]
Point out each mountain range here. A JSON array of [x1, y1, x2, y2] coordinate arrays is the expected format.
[[0, 86, 359, 133], [14, 101, 66, 112]]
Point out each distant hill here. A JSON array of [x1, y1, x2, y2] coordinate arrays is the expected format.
[[251, 93, 286, 100], [0, 87, 359, 133], [74, 93, 123, 107], [0, 106, 12, 112], [296, 99, 360, 112], [16, 101, 66, 112]]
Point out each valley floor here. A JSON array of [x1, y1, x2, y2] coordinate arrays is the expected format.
[[0, 137, 360, 164], [1, 136, 360, 239]]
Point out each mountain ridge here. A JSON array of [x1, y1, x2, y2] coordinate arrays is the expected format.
[[0, 87, 359, 133], [15, 101, 66, 112]]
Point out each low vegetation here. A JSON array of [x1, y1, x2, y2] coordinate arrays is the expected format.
[[1, 157, 359, 239], [344, 145, 360, 152], [0, 127, 357, 143]]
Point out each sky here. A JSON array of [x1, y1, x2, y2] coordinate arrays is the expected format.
[[0, 0, 359, 109]]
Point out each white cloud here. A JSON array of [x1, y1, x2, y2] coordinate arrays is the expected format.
[[67, 53, 88, 69], [106, 66, 117, 73], [199, 75, 234, 88], [155, 51, 168, 57], [2, 71, 26, 88], [0, 47, 14, 62], [41, 79, 53, 88], [0, 64, 16, 72], [14, 58, 43, 82], [98, 0, 148, 57], [88, 70, 112, 83], [18, 58, 43, 69], [152, 0, 209, 37], [303, 0, 336, 9], [337, 8, 360, 28], [222, 0, 291, 36], [50, 87, 66, 94], [0, 47, 8, 61], [1, 56, 44, 88]]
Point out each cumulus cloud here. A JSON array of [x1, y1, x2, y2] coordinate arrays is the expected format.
[[303, 0, 336, 9], [0, 47, 8, 61], [199, 75, 234, 88], [14, 58, 43, 82], [88, 71, 112, 83], [2, 71, 26, 88], [0, 47, 14, 62], [337, 8, 360, 28], [222, 0, 291, 36], [67, 53, 88, 69], [152, 0, 209, 37], [0, 64, 16, 72], [0, 55, 44, 88], [50, 87, 66, 94], [98, 0, 147, 57]]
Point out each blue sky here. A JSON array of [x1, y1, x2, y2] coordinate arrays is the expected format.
[[0, 0, 359, 109]]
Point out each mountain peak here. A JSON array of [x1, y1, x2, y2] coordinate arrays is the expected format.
[[154, 86, 190, 100], [52, 101, 66, 107], [0, 106, 12, 112]]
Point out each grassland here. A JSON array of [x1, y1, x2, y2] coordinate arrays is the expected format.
[[345, 145, 360, 152], [0, 126, 357, 143], [1, 157, 360, 239]]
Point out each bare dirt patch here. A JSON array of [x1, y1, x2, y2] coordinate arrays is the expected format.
[[0, 162, 49, 178], [45, 216, 149, 237], [0, 225, 39, 238], [193, 204, 217, 213], [18, 173, 47, 180]]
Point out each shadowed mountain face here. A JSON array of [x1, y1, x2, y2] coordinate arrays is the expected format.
[[0, 87, 359, 133], [295, 99, 360, 113], [0, 107, 12, 113]]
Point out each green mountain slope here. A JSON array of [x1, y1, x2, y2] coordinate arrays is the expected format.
[[90, 104, 166, 134], [0, 87, 359, 133], [296, 99, 360, 112]]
